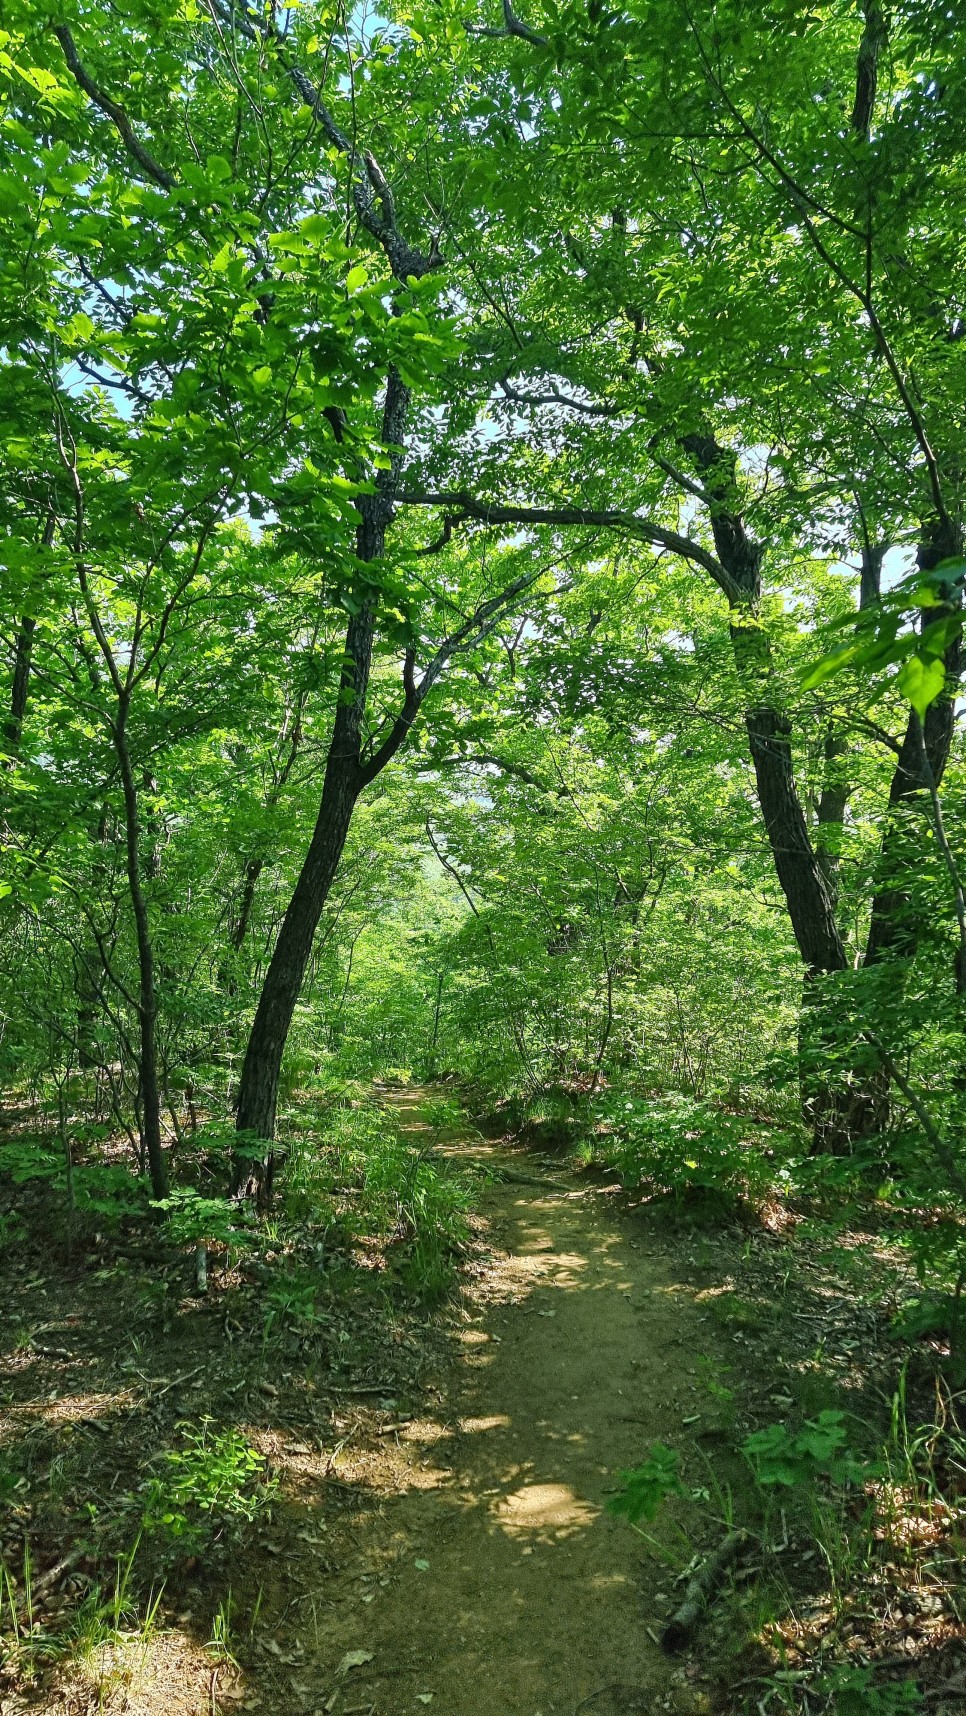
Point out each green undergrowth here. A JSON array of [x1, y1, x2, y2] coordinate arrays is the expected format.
[[279, 1092, 475, 1303], [0, 1080, 475, 1309], [0, 1085, 477, 1701], [493, 1082, 801, 1211], [510, 1083, 966, 1356], [610, 1368, 966, 1712], [579, 1089, 800, 1215]]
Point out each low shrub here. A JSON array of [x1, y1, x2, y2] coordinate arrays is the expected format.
[[284, 1098, 473, 1303], [586, 1090, 797, 1212], [140, 1419, 274, 1555]]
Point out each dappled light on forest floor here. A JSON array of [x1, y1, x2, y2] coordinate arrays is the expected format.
[[4, 1091, 966, 1713], [245, 1098, 717, 1714], [493, 1480, 599, 1540]]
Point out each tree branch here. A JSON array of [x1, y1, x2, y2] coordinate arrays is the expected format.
[[358, 567, 545, 786], [398, 489, 740, 602], [498, 375, 616, 417], [467, 1, 548, 46], [52, 26, 176, 189], [206, 0, 437, 282]]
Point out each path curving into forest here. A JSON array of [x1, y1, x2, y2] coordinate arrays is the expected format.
[[295, 1093, 718, 1716]]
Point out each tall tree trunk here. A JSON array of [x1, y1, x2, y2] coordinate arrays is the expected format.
[[113, 705, 168, 1199], [232, 618, 370, 1159], [4, 616, 36, 757], [233, 375, 410, 1194], [226, 696, 307, 967], [743, 701, 846, 975], [685, 435, 848, 978], [684, 435, 893, 1149], [231, 856, 264, 955]]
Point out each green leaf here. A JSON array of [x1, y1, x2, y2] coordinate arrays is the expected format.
[[607, 1443, 683, 1523], [897, 652, 946, 719]]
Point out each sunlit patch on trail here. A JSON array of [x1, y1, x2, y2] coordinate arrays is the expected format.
[[459, 1414, 512, 1434], [493, 1480, 598, 1540]]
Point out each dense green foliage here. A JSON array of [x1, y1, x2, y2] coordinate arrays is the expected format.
[[1, 1, 966, 1703]]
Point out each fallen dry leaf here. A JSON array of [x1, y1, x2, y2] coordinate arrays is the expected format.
[[337, 1648, 375, 1677]]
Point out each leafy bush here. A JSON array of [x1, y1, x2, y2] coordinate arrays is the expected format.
[[0, 1141, 148, 1224], [742, 1410, 869, 1489], [151, 1188, 254, 1251], [588, 1091, 795, 1210], [284, 1099, 473, 1302], [419, 1094, 468, 1134], [141, 1420, 274, 1554], [607, 1442, 686, 1525]]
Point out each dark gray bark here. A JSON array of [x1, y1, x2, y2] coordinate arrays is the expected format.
[[232, 603, 374, 1161], [113, 703, 167, 1199], [4, 617, 36, 756], [233, 364, 413, 1188], [684, 433, 848, 980]]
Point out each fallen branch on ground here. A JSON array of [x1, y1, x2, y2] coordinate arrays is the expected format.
[[660, 1529, 749, 1651]]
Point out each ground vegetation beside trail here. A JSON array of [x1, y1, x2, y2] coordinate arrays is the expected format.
[[2, 1091, 966, 1714]]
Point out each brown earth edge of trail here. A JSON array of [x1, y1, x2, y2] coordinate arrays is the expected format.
[[243, 1088, 740, 1716]]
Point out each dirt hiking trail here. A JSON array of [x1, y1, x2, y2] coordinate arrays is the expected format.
[[287, 1093, 724, 1716]]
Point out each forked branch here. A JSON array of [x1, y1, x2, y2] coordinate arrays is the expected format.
[[468, 1, 548, 46]]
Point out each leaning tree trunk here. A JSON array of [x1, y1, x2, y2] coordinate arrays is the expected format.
[[228, 26, 440, 1199], [232, 627, 370, 1169], [685, 435, 867, 1148], [232, 398, 404, 1198]]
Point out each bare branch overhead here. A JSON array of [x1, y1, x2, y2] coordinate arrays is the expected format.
[[398, 490, 741, 603]]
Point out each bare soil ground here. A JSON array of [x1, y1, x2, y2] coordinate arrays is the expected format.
[[274, 1091, 720, 1716]]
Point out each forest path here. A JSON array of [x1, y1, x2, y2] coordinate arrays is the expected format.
[[299, 1091, 718, 1716]]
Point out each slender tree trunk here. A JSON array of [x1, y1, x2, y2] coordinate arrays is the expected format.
[[233, 675, 368, 1156], [233, 376, 409, 1193], [231, 856, 264, 954], [226, 699, 307, 967], [428, 968, 444, 1076], [4, 616, 36, 756], [113, 705, 167, 1199]]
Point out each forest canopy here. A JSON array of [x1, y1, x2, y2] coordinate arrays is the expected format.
[[2, 0, 963, 1177]]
